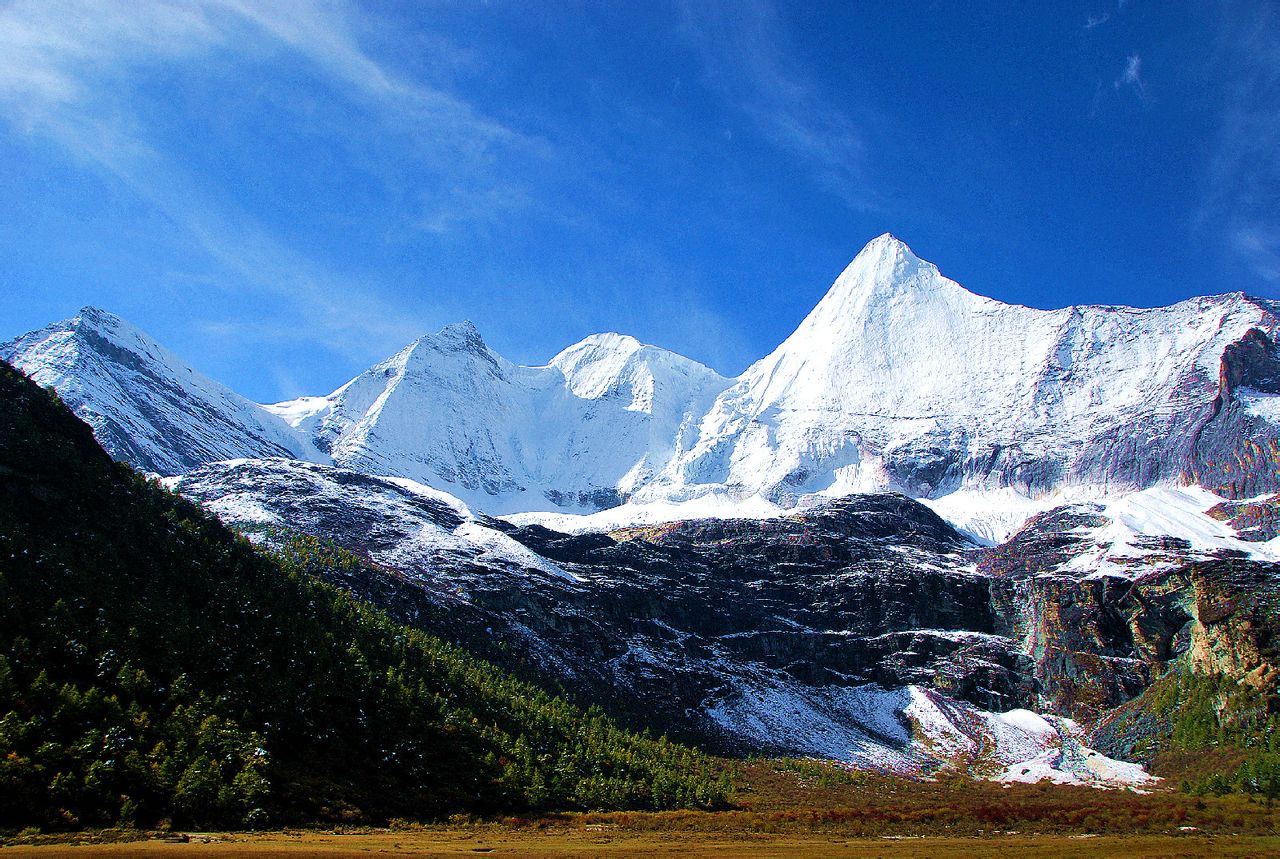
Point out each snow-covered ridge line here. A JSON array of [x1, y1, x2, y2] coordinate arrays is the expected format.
[[164, 458, 587, 585], [0, 307, 328, 476], [258, 317, 731, 515], [7, 233, 1280, 528], [639, 234, 1280, 507]]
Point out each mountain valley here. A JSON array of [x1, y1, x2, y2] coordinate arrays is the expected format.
[[5, 235, 1280, 804]]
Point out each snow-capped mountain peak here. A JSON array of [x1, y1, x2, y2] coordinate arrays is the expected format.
[[839, 231, 926, 278], [550, 332, 644, 384], [77, 304, 143, 336], [651, 235, 1280, 504], [828, 233, 962, 300], [429, 319, 490, 354], [549, 332, 726, 412], [782, 235, 992, 366], [256, 321, 732, 512], [10, 234, 1280, 517], [1, 306, 327, 475], [68, 306, 191, 368]]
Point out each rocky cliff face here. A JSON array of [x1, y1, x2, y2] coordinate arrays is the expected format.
[[988, 560, 1279, 721], [1183, 325, 1280, 498], [172, 457, 1279, 781], [979, 498, 1279, 723]]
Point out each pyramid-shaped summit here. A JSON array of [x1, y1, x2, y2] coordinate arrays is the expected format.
[[646, 236, 1280, 503], [801, 234, 989, 334], [7, 236, 1280, 511], [1, 308, 326, 475]]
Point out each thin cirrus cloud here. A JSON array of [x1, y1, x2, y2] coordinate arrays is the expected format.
[[1113, 55, 1147, 101], [1201, 1, 1280, 286], [678, 0, 877, 212], [0, 1, 541, 205], [0, 0, 545, 359], [1085, 0, 1131, 30]]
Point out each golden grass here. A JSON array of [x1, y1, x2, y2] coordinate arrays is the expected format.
[[4, 760, 1277, 856], [2, 829, 1277, 858]]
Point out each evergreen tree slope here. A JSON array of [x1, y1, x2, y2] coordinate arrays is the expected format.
[[0, 361, 727, 830], [1093, 668, 1280, 799]]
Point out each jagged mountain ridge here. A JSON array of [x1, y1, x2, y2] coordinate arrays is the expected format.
[[0, 307, 326, 475], [6, 235, 1280, 515], [261, 322, 730, 513], [644, 235, 1280, 504]]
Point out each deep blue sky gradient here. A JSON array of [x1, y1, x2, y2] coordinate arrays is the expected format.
[[1, 1, 1277, 400]]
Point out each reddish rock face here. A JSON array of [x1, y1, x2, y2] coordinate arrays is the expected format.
[[1217, 328, 1280, 406], [1183, 327, 1280, 499], [1206, 494, 1280, 541]]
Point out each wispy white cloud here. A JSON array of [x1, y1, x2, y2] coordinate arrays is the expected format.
[[1085, 3, 1134, 32], [1113, 54, 1148, 101], [1200, 2, 1280, 288], [0, 1, 219, 117], [678, 0, 876, 211], [0, 1, 535, 164], [1233, 226, 1280, 285], [0, 0, 547, 359]]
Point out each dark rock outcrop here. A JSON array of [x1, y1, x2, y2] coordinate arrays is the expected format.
[[176, 457, 1280, 763]]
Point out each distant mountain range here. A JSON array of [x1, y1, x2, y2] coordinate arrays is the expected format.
[[7, 235, 1280, 788], [8, 235, 1280, 523]]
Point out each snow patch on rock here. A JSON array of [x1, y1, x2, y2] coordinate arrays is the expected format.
[[504, 493, 789, 534], [703, 673, 1155, 788]]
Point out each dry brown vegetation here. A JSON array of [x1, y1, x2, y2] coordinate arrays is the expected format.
[[4, 759, 1278, 856], [722, 759, 1278, 836], [2, 830, 1279, 858]]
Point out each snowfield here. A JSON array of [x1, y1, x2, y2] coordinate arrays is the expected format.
[[2, 308, 329, 474], [704, 673, 1156, 788]]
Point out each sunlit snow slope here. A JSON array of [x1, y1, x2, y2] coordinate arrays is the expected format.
[[10, 235, 1280, 522], [265, 322, 729, 514], [643, 234, 1280, 506], [1, 307, 326, 475]]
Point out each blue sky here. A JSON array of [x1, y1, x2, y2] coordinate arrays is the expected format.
[[1, 1, 1277, 401]]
